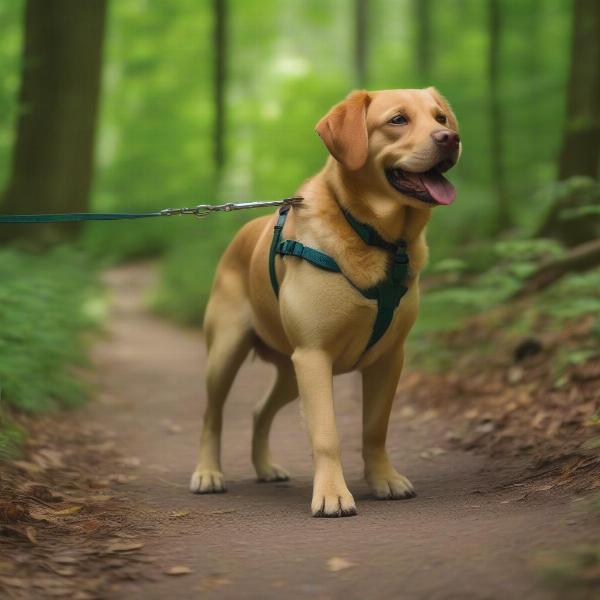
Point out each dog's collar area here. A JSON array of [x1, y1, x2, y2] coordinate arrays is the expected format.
[[268, 204, 410, 356], [342, 209, 406, 254]]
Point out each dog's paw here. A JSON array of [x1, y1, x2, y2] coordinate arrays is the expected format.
[[311, 487, 357, 518], [189, 469, 226, 494], [256, 463, 290, 483], [367, 471, 416, 500]]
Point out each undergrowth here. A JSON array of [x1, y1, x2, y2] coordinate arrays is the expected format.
[[411, 237, 600, 370], [0, 246, 103, 457]]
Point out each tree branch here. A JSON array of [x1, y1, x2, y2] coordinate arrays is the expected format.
[[514, 238, 600, 298]]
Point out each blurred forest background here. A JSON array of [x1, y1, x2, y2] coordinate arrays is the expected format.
[[0, 0, 599, 451]]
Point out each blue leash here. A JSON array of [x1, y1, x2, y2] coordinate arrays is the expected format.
[[0, 197, 303, 224], [0, 212, 165, 223]]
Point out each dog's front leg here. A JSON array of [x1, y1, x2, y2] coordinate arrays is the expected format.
[[362, 348, 416, 500], [292, 348, 357, 517]]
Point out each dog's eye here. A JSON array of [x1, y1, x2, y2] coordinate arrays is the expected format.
[[389, 114, 408, 125], [436, 114, 447, 124]]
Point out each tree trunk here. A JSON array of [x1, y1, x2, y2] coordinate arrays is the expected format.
[[488, 0, 510, 230], [537, 0, 600, 243], [557, 0, 600, 180], [213, 0, 227, 176], [414, 0, 432, 86], [354, 0, 368, 88], [0, 0, 107, 243]]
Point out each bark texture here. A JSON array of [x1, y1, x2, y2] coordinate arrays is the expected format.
[[0, 0, 107, 242]]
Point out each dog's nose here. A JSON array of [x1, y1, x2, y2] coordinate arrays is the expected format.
[[431, 129, 460, 150]]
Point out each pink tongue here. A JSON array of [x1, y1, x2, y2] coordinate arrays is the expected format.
[[419, 171, 456, 205]]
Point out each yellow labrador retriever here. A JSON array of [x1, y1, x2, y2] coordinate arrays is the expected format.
[[190, 88, 461, 517]]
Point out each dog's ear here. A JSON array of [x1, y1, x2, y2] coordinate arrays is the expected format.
[[315, 90, 371, 171], [426, 87, 459, 131]]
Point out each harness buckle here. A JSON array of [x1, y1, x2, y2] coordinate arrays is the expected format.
[[280, 240, 304, 257]]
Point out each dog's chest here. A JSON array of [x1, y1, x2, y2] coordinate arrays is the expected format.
[[280, 261, 419, 372]]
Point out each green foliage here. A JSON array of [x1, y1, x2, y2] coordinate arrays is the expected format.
[[412, 239, 599, 370], [541, 271, 600, 321], [0, 247, 101, 415], [82, 0, 216, 261], [538, 176, 600, 225], [416, 237, 566, 334], [27, 0, 552, 259]]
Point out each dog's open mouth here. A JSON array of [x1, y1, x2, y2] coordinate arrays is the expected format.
[[385, 166, 456, 206]]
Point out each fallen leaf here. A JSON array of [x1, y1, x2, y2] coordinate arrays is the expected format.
[[28, 507, 58, 523], [420, 447, 446, 460], [0, 501, 27, 523], [53, 506, 83, 516], [33, 449, 65, 469], [18, 483, 63, 502], [169, 510, 190, 518], [11, 460, 43, 475], [25, 526, 38, 545], [507, 366, 524, 384], [88, 494, 113, 503], [475, 422, 495, 434], [464, 409, 479, 420], [165, 565, 192, 576], [50, 566, 76, 577], [81, 519, 102, 533], [326, 557, 355, 572], [107, 541, 144, 553]]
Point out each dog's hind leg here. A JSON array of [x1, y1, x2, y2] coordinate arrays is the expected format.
[[252, 357, 297, 482], [190, 300, 252, 494]]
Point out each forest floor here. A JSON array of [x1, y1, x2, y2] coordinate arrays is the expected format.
[[1, 264, 599, 600]]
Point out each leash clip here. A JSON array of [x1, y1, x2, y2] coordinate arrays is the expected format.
[[160, 197, 303, 220]]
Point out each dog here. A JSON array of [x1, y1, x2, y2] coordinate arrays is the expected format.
[[190, 88, 461, 517]]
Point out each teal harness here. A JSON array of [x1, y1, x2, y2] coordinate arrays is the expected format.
[[268, 205, 410, 354]]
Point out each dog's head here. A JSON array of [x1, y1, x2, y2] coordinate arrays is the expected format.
[[316, 88, 461, 208]]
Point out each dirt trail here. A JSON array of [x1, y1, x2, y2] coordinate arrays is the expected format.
[[81, 264, 596, 599]]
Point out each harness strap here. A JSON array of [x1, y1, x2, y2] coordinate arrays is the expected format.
[[268, 205, 410, 353], [363, 251, 409, 348], [269, 205, 289, 297], [277, 240, 341, 273], [342, 209, 402, 253]]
